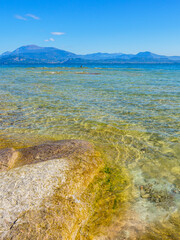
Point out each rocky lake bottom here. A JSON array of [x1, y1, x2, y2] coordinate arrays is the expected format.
[[0, 64, 180, 239]]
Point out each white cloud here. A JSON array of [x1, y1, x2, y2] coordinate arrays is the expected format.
[[45, 38, 55, 42], [51, 32, 65, 36], [15, 15, 27, 20], [26, 14, 40, 20]]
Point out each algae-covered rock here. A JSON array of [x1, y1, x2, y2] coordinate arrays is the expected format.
[[0, 140, 103, 239], [0, 148, 19, 171]]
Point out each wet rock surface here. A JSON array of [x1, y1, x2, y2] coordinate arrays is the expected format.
[[0, 148, 19, 171], [6, 139, 97, 169], [0, 140, 103, 239]]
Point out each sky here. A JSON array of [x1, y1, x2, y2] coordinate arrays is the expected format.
[[0, 0, 180, 55]]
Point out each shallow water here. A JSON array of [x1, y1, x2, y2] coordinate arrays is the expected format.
[[0, 64, 180, 238]]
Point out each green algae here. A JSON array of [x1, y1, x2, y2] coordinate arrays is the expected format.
[[76, 163, 132, 239]]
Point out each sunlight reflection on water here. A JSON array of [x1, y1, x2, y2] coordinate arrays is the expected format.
[[0, 64, 180, 238]]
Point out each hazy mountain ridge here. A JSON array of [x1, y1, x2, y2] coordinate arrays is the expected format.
[[0, 45, 179, 64]]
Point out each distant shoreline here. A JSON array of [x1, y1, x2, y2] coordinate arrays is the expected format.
[[1, 45, 180, 65]]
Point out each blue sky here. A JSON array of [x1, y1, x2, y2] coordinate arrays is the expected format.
[[0, 0, 180, 55]]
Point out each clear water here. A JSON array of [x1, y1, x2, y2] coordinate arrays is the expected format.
[[0, 64, 180, 238]]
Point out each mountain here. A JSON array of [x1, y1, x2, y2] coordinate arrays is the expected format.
[[0, 45, 180, 64], [168, 56, 180, 61], [81, 52, 135, 60], [0, 45, 76, 64], [1, 51, 11, 56], [134, 51, 167, 59], [129, 51, 172, 63], [81, 52, 123, 60]]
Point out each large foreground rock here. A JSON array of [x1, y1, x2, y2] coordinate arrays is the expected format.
[[0, 140, 103, 239]]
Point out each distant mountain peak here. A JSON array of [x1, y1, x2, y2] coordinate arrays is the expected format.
[[139, 51, 152, 54], [19, 45, 43, 49], [1, 51, 11, 56], [135, 51, 166, 59], [0, 44, 76, 63], [136, 51, 156, 57], [0, 45, 179, 64], [12, 45, 44, 53]]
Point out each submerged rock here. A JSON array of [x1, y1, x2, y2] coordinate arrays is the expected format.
[[139, 183, 174, 207], [0, 140, 103, 239], [0, 148, 19, 171]]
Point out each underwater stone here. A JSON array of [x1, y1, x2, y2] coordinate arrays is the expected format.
[[139, 183, 174, 208], [0, 148, 19, 171], [0, 140, 103, 239]]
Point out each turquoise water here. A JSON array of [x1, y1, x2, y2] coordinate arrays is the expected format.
[[0, 64, 180, 238]]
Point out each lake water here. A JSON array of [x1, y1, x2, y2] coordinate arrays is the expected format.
[[0, 64, 180, 239]]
